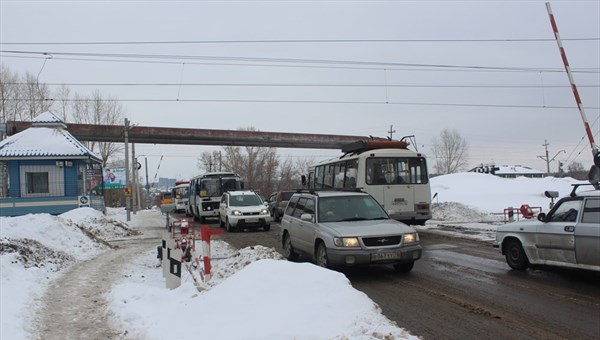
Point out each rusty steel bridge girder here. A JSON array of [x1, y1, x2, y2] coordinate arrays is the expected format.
[[7, 121, 383, 149]]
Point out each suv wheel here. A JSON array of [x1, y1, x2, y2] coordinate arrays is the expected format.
[[283, 233, 298, 261], [226, 218, 235, 232], [315, 242, 329, 268], [505, 239, 529, 270]]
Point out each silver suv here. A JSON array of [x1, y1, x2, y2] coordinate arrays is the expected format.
[[280, 190, 422, 272], [219, 190, 271, 232]]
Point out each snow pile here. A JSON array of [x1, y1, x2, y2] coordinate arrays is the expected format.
[[431, 202, 503, 223], [430, 173, 585, 213], [60, 207, 141, 241], [109, 244, 416, 340], [0, 238, 75, 270]]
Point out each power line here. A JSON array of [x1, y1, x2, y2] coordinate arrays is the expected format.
[[2, 49, 599, 74], [4, 53, 598, 74], [8, 97, 600, 109], [3, 82, 600, 88], [2, 37, 598, 45]]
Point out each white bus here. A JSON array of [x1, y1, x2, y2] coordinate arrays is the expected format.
[[305, 140, 431, 225], [172, 181, 190, 215], [188, 172, 243, 222]]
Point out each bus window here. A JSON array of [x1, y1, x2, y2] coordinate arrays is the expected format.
[[396, 159, 409, 184], [313, 166, 321, 189], [323, 164, 334, 188], [334, 162, 345, 189], [345, 160, 358, 188], [366, 159, 388, 185], [409, 158, 428, 184]]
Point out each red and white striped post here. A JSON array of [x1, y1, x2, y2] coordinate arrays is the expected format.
[[200, 226, 224, 282], [546, 2, 599, 162]]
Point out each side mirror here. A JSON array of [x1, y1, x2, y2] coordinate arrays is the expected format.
[[300, 213, 314, 222], [537, 212, 547, 222], [544, 191, 559, 199]]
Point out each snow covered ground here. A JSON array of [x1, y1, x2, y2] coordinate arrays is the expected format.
[[0, 173, 587, 339]]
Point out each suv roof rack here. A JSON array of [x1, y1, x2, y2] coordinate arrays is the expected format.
[[569, 183, 596, 197]]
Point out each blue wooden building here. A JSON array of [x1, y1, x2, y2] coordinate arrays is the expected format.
[[0, 112, 105, 216]]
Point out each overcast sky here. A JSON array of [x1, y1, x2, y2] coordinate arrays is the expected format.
[[1, 0, 599, 181]]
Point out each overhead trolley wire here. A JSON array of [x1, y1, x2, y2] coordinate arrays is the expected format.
[[1, 37, 598, 45]]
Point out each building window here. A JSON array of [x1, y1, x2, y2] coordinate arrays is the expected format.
[[26, 172, 49, 194], [20, 165, 65, 197]]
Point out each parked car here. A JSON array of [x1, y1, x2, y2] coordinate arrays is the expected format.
[[280, 189, 422, 272], [267, 190, 295, 222], [494, 185, 600, 272], [219, 190, 271, 232]]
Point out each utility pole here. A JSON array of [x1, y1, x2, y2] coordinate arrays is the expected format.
[[538, 140, 565, 175], [124, 118, 131, 221], [538, 140, 551, 174], [388, 125, 396, 140]]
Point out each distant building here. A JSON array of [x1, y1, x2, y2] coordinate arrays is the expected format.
[[469, 165, 545, 179], [158, 177, 177, 189]]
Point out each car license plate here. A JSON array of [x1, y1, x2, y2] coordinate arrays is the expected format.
[[246, 218, 258, 223], [371, 252, 401, 261]]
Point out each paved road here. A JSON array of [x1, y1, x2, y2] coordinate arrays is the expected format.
[[204, 218, 600, 340]]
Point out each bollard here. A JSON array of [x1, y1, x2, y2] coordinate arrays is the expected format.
[[200, 226, 224, 282]]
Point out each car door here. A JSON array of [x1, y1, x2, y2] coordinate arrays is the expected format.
[[535, 198, 581, 265], [296, 197, 317, 255], [289, 197, 312, 253], [575, 197, 600, 267]]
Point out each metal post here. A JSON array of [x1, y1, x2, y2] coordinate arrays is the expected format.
[[124, 118, 131, 221], [132, 143, 137, 214]]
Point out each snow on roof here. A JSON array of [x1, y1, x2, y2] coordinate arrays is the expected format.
[[495, 165, 544, 175], [0, 113, 101, 162], [31, 111, 67, 128]]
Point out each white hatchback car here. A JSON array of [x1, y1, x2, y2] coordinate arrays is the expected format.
[[494, 186, 600, 272], [219, 190, 271, 232]]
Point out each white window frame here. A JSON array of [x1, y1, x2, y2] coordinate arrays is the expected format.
[[20, 165, 65, 197]]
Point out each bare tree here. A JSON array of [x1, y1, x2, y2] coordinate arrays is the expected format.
[[566, 161, 587, 180], [197, 150, 222, 172], [53, 84, 71, 122], [431, 128, 469, 175], [218, 127, 280, 197], [0, 65, 51, 124], [21, 72, 52, 120], [70, 90, 124, 166]]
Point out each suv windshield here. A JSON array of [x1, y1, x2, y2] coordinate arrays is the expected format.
[[318, 195, 388, 223], [230, 194, 263, 207]]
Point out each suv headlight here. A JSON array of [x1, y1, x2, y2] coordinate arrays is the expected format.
[[260, 208, 269, 215], [404, 233, 419, 244], [232, 210, 242, 216], [334, 237, 360, 247]]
